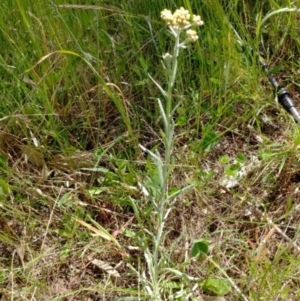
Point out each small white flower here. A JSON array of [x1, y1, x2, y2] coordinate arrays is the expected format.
[[186, 29, 199, 42], [162, 52, 173, 69], [161, 9, 173, 26], [161, 7, 194, 29], [160, 7, 203, 43], [172, 7, 190, 28], [192, 14, 204, 26], [163, 52, 173, 61]]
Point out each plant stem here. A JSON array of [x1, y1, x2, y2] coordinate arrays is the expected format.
[[151, 29, 181, 301], [163, 30, 180, 195]]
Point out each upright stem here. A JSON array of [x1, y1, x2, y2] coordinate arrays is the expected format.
[[164, 32, 180, 192], [151, 31, 181, 301]]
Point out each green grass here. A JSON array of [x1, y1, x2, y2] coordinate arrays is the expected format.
[[1, 0, 300, 300]]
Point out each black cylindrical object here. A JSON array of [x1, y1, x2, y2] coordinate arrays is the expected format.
[[277, 87, 300, 123], [260, 58, 300, 124]]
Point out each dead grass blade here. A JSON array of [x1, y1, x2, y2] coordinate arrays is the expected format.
[[73, 217, 121, 249]]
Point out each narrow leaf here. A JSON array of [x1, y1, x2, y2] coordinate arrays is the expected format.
[[148, 73, 167, 98], [73, 217, 121, 248]]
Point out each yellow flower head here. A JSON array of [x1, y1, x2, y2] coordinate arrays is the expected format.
[[172, 7, 190, 28], [161, 7, 204, 30]]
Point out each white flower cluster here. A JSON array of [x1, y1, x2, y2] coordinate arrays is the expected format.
[[186, 29, 198, 42], [161, 7, 203, 42]]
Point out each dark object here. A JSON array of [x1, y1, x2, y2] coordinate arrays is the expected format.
[[233, 25, 300, 124], [259, 57, 300, 123]]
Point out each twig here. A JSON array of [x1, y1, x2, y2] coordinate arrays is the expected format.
[[249, 204, 300, 253], [40, 187, 63, 252]]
